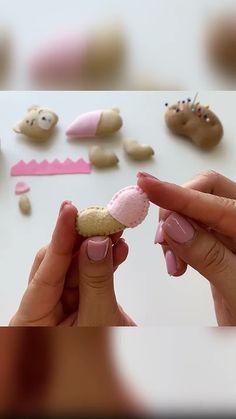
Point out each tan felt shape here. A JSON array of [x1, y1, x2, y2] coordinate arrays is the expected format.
[[165, 101, 223, 148], [77, 207, 125, 237]]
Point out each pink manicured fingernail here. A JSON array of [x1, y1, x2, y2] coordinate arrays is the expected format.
[[165, 250, 177, 276], [163, 213, 195, 243], [137, 171, 158, 180], [154, 220, 164, 244], [59, 200, 72, 214], [87, 237, 109, 261]]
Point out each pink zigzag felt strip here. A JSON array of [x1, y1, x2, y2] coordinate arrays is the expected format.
[[10, 158, 91, 176]]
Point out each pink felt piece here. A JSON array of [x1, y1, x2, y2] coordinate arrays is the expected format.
[[107, 185, 149, 228], [15, 181, 30, 195], [11, 158, 91, 176], [30, 31, 89, 81], [66, 110, 102, 138]]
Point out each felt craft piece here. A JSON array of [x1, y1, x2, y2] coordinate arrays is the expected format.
[[165, 99, 223, 148], [11, 158, 91, 176], [66, 108, 122, 139], [15, 182, 30, 195], [19, 195, 31, 215], [123, 138, 154, 160], [29, 24, 125, 89], [89, 146, 119, 168], [77, 185, 149, 237], [13, 106, 58, 142], [207, 14, 236, 76]]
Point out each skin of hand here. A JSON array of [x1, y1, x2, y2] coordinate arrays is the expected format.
[[10, 201, 135, 327], [137, 170, 236, 326]]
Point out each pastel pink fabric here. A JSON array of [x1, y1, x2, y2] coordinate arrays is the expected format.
[[66, 110, 102, 138], [107, 185, 150, 228], [11, 158, 91, 176], [15, 181, 30, 194], [30, 31, 89, 81]]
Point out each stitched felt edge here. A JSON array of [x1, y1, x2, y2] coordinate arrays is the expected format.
[[107, 185, 149, 227]]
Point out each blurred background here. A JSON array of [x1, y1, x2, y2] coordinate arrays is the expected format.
[[1, 328, 236, 416], [0, 0, 236, 89]]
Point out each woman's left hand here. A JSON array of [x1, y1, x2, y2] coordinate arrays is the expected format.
[[10, 201, 135, 327]]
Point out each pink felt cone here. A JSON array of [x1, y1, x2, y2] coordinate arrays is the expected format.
[[107, 185, 149, 228], [66, 110, 102, 138]]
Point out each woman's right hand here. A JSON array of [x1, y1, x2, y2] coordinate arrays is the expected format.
[[138, 170, 236, 326]]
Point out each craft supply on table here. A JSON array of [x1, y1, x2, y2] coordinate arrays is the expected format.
[[10, 158, 91, 176], [66, 107, 122, 139], [77, 185, 149, 237]]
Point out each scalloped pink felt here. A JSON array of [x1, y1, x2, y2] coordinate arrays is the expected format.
[[11, 158, 91, 176], [107, 185, 149, 228], [66, 110, 102, 138]]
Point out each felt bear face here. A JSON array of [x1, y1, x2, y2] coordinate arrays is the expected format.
[[14, 106, 58, 141]]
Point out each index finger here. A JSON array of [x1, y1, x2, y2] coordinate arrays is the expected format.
[[137, 172, 236, 237]]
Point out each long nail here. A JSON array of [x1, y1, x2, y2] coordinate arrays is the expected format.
[[154, 220, 164, 244], [137, 172, 159, 180], [165, 250, 178, 276], [87, 237, 109, 261], [59, 200, 72, 214], [163, 213, 195, 244]]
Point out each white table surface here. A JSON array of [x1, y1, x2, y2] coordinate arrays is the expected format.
[[1, 0, 236, 90], [113, 328, 236, 414], [0, 90, 236, 326]]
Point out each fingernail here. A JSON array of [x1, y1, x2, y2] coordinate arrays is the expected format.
[[163, 213, 195, 244], [59, 200, 72, 214], [165, 250, 178, 276], [154, 220, 164, 244], [87, 237, 110, 261], [137, 172, 158, 180]]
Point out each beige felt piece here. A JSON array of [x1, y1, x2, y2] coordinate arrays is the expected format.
[[207, 15, 236, 75], [165, 101, 223, 148], [13, 106, 58, 142], [123, 138, 154, 160], [96, 108, 122, 136], [83, 23, 125, 78], [77, 207, 125, 237], [89, 146, 119, 168], [19, 194, 31, 215]]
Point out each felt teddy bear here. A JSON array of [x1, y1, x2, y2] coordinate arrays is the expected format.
[[13, 105, 58, 142]]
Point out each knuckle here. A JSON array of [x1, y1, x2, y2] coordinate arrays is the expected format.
[[203, 240, 227, 273], [198, 169, 219, 180], [35, 246, 47, 264]]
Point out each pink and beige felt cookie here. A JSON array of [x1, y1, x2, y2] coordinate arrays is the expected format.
[[77, 185, 149, 237], [165, 96, 223, 148], [30, 23, 125, 89], [66, 107, 122, 139], [13, 105, 59, 142]]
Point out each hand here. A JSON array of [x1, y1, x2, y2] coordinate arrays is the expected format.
[[10, 201, 135, 326], [138, 170, 236, 326]]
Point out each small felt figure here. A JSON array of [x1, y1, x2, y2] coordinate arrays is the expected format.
[[89, 146, 119, 168], [123, 138, 154, 160], [13, 105, 58, 142], [77, 185, 149, 237], [165, 97, 223, 148], [66, 107, 122, 139], [19, 194, 31, 215]]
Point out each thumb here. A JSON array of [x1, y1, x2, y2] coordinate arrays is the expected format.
[[77, 236, 121, 326], [162, 213, 236, 305]]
